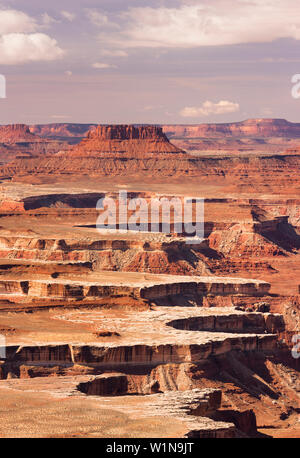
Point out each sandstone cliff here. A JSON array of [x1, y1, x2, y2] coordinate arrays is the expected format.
[[0, 124, 71, 164], [65, 124, 183, 156], [0, 124, 38, 144]]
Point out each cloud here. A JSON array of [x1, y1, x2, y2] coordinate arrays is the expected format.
[[100, 49, 128, 57], [100, 1, 300, 48], [0, 9, 37, 34], [64, 70, 72, 76], [180, 100, 240, 117], [86, 9, 108, 27], [0, 9, 64, 64], [41, 13, 57, 27], [92, 62, 117, 69], [0, 33, 64, 65], [61, 11, 76, 22]]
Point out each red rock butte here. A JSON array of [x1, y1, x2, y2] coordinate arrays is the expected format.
[[0, 124, 38, 144], [64, 124, 184, 156]]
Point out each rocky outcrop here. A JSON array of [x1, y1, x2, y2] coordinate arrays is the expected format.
[[0, 274, 270, 303], [77, 373, 130, 396], [63, 124, 183, 156], [167, 312, 284, 334], [3, 335, 277, 366], [0, 124, 38, 144], [211, 409, 257, 436], [140, 278, 270, 299], [0, 124, 70, 164]]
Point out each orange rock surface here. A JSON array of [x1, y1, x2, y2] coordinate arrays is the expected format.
[[0, 121, 299, 438], [0, 124, 38, 144]]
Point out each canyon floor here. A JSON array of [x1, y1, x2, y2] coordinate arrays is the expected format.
[[0, 123, 299, 438]]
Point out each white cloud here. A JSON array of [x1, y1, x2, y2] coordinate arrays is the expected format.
[[0, 9, 37, 34], [92, 62, 117, 69], [100, 49, 128, 57], [61, 11, 76, 22], [0, 9, 64, 64], [0, 33, 64, 65], [86, 9, 108, 27], [180, 101, 240, 117], [101, 1, 300, 48], [41, 13, 57, 27]]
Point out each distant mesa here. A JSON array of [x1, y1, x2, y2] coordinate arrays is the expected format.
[[162, 118, 300, 138], [0, 124, 186, 181], [2, 120, 300, 185], [0, 124, 72, 165], [58, 124, 184, 156], [87, 125, 169, 141], [29, 123, 97, 139], [27, 119, 300, 141], [0, 124, 39, 144]]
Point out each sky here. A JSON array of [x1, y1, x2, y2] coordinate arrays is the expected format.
[[1, 0, 300, 124]]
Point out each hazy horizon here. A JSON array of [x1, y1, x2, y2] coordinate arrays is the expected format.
[[2, 117, 300, 127]]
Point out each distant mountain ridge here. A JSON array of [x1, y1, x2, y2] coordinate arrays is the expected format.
[[29, 123, 97, 139], [0, 124, 70, 164], [162, 119, 300, 138], [0, 124, 39, 144], [1, 123, 300, 192], [25, 119, 300, 140]]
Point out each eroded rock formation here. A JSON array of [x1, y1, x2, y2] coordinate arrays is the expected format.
[[0, 124, 71, 165], [0, 124, 38, 144], [0, 121, 299, 438], [61, 124, 183, 156]]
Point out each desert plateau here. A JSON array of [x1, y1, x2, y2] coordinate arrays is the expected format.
[[0, 121, 298, 439], [1, 0, 300, 443]]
